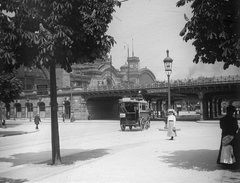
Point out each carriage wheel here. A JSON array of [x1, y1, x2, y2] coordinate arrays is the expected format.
[[145, 120, 150, 130], [120, 125, 125, 131]]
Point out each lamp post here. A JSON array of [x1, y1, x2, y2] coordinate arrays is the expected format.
[[124, 42, 130, 84], [26, 98, 32, 122], [38, 97, 42, 115], [62, 98, 66, 122], [14, 100, 18, 120], [163, 50, 173, 127], [0, 101, 2, 126], [70, 86, 75, 122]]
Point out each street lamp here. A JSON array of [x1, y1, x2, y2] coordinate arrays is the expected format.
[[0, 101, 3, 126], [26, 98, 32, 122], [124, 42, 130, 84], [38, 97, 42, 115], [62, 98, 66, 122], [70, 85, 75, 122], [163, 50, 173, 110]]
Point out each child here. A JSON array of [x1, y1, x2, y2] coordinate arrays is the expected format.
[[34, 114, 41, 130]]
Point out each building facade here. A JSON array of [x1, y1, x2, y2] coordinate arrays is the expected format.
[[3, 55, 156, 120]]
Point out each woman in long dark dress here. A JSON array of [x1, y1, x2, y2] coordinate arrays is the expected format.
[[217, 105, 239, 169]]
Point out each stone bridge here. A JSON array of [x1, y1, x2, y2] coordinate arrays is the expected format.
[[75, 75, 240, 120], [18, 75, 240, 121]]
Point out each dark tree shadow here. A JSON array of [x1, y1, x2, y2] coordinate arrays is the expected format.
[[41, 149, 109, 165], [0, 131, 36, 137], [0, 177, 28, 183], [0, 148, 109, 166], [0, 124, 21, 129], [118, 129, 143, 132], [159, 149, 240, 172]]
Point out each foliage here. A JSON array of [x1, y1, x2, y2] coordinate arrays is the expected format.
[[0, 0, 121, 165], [0, 71, 23, 104], [0, 0, 121, 73], [176, 0, 240, 69]]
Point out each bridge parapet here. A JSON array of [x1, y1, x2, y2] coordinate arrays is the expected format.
[[80, 75, 240, 93]]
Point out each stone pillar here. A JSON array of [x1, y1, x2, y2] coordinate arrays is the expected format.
[[214, 98, 218, 118], [202, 96, 209, 120], [198, 92, 204, 120], [209, 98, 213, 119], [218, 99, 222, 116], [159, 100, 162, 118], [156, 100, 159, 118]]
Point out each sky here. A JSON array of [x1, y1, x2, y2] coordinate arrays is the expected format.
[[107, 0, 240, 81]]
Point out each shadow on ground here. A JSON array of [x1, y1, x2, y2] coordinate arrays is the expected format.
[[0, 124, 21, 129], [0, 131, 33, 137], [159, 149, 239, 172], [0, 177, 28, 183], [176, 115, 201, 121], [0, 148, 109, 166]]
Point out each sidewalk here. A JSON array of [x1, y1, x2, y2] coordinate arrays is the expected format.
[[0, 118, 121, 137], [0, 120, 240, 182], [1, 118, 239, 137]]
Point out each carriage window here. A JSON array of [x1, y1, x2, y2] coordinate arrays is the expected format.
[[142, 104, 146, 111], [123, 103, 135, 112]]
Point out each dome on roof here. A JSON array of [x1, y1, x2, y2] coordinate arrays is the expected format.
[[120, 62, 128, 69]]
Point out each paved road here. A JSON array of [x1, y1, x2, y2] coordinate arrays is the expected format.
[[0, 119, 239, 183]]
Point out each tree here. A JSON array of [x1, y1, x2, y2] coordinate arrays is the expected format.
[[0, 71, 23, 104], [176, 0, 240, 69], [0, 0, 121, 165]]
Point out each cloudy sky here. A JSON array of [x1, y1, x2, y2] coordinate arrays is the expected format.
[[107, 0, 239, 81]]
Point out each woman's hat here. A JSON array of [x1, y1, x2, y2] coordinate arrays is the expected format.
[[167, 109, 175, 115], [226, 105, 236, 114]]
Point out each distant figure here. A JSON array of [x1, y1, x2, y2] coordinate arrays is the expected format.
[[167, 110, 177, 140], [34, 114, 41, 130], [62, 113, 65, 122], [1, 113, 6, 128], [217, 105, 239, 169], [70, 112, 75, 122]]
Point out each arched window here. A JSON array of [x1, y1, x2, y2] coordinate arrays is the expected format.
[[15, 103, 22, 112], [26, 103, 33, 112], [39, 102, 45, 111]]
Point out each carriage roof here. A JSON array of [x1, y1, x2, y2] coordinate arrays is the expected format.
[[119, 97, 147, 104]]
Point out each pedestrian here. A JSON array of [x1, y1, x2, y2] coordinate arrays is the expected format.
[[70, 112, 75, 122], [2, 112, 6, 128], [217, 105, 240, 169], [167, 109, 177, 140], [34, 113, 41, 130], [62, 112, 65, 122]]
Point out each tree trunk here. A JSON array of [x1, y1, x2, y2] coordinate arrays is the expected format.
[[50, 61, 61, 165]]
